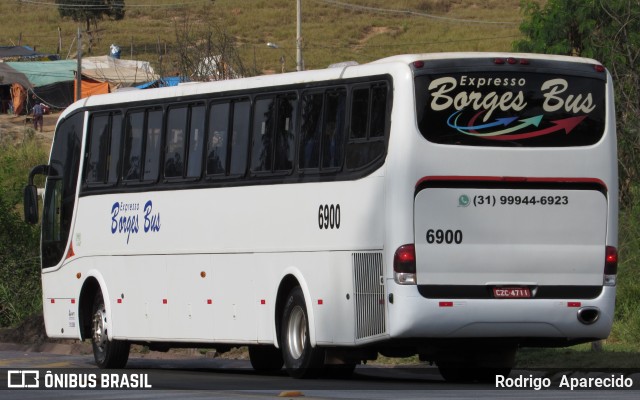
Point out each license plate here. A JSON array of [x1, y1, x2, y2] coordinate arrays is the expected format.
[[493, 287, 531, 298]]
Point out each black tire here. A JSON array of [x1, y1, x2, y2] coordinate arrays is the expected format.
[[248, 345, 284, 372], [91, 290, 130, 368], [280, 287, 325, 379]]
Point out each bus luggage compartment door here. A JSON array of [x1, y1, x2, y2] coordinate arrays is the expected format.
[[413, 185, 608, 296]]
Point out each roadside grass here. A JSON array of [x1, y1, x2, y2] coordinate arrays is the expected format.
[[614, 192, 640, 347], [515, 343, 640, 369], [0, 133, 48, 327], [0, 0, 522, 73]]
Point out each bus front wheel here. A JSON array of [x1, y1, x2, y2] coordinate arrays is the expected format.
[[91, 291, 130, 368], [280, 287, 324, 378]]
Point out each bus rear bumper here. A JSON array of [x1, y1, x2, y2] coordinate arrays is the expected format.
[[387, 284, 616, 341]]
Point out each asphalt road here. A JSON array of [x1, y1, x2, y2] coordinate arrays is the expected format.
[[0, 348, 638, 399]]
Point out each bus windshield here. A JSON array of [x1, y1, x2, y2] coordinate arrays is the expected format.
[[415, 58, 607, 147]]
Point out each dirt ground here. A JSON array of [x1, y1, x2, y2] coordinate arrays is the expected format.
[[0, 313, 49, 345], [0, 111, 57, 146]]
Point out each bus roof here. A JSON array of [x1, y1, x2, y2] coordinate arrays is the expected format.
[[60, 52, 604, 119], [370, 52, 603, 67]]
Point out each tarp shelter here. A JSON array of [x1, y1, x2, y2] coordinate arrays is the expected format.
[[0, 63, 32, 114], [75, 76, 110, 101], [0, 46, 58, 61], [0, 62, 32, 89], [10, 83, 27, 115], [1, 55, 158, 109], [7, 60, 76, 87], [7, 60, 76, 109], [81, 56, 157, 89]]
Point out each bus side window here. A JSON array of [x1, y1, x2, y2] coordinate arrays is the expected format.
[[349, 88, 369, 140], [86, 115, 109, 184], [346, 82, 388, 170], [322, 88, 346, 169], [123, 111, 144, 181], [186, 105, 205, 179], [230, 100, 250, 176], [164, 107, 187, 179], [144, 109, 163, 181], [107, 114, 122, 184], [299, 92, 323, 170], [274, 94, 297, 172], [251, 97, 275, 172], [370, 84, 387, 138], [207, 102, 230, 176]]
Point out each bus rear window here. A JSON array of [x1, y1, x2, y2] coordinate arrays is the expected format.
[[415, 67, 606, 147]]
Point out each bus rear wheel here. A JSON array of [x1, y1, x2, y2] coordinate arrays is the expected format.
[[91, 291, 130, 368], [280, 287, 324, 378]]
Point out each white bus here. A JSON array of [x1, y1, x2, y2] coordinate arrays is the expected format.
[[24, 52, 618, 382]]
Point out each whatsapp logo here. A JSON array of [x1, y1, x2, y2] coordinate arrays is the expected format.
[[458, 194, 470, 207]]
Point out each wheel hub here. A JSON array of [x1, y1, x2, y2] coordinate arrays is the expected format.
[[92, 307, 108, 351], [286, 305, 306, 360]]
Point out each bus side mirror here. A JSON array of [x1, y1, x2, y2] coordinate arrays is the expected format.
[[24, 184, 39, 224], [24, 164, 51, 225]]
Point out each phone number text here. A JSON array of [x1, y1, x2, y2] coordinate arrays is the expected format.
[[473, 195, 569, 207]]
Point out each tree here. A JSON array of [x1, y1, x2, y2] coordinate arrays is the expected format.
[[163, 6, 253, 82], [515, 0, 640, 208], [55, 0, 126, 53]]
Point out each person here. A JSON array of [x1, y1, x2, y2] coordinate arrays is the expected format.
[[207, 131, 225, 174], [32, 100, 44, 132]]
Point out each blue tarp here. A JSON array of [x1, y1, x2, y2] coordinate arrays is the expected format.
[[137, 76, 189, 89]]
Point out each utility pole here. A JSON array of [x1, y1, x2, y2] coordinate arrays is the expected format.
[[57, 27, 62, 55], [75, 27, 82, 101], [296, 0, 303, 71]]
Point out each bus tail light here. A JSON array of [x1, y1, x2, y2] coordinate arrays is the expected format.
[[394, 244, 416, 285], [603, 246, 617, 286]]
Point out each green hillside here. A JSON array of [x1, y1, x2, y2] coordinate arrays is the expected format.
[[1, 0, 523, 74]]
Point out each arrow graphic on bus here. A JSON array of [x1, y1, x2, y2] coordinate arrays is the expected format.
[[447, 110, 518, 131], [446, 110, 587, 140], [482, 115, 587, 141], [458, 115, 543, 137]]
